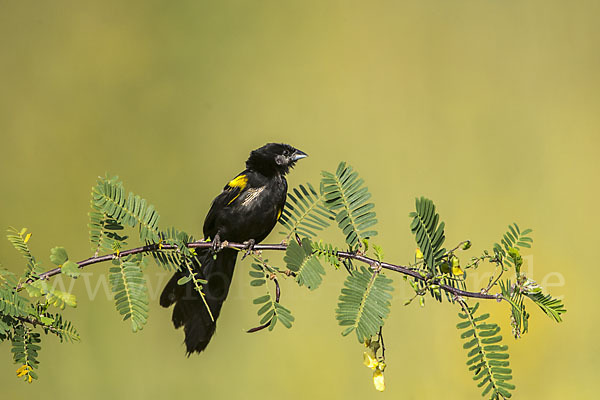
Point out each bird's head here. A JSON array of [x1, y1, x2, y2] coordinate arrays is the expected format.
[[246, 143, 307, 176]]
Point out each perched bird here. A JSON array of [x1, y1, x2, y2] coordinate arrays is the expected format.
[[160, 143, 307, 355]]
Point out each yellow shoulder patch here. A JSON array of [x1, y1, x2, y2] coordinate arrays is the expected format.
[[227, 174, 248, 190], [225, 174, 248, 205]]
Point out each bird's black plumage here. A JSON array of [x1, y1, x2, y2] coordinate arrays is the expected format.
[[160, 143, 307, 355]]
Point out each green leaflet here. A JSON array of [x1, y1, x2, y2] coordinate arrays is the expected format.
[[0, 315, 13, 341], [61, 261, 80, 279], [284, 238, 326, 290], [336, 266, 393, 343], [500, 277, 566, 341], [49, 247, 80, 278], [311, 240, 341, 269], [457, 302, 515, 399], [91, 175, 160, 244], [46, 313, 80, 343], [408, 197, 456, 304], [0, 287, 31, 318], [278, 182, 335, 240], [24, 280, 77, 309], [109, 255, 149, 332], [178, 255, 212, 322], [0, 268, 19, 289], [151, 227, 195, 272], [499, 280, 529, 339], [409, 197, 446, 274], [321, 162, 378, 250], [525, 290, 566, 323], [89, 175, 129, 255], [6, 227, 43, 280], [249, 263, 294, 331], [492, 223, 533, 268], [49, 247, 68, 265], [12, 325, 41, 382], [89, 214, 128, 255]]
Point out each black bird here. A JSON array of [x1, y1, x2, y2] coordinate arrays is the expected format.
[[160, 143, 307, 355]]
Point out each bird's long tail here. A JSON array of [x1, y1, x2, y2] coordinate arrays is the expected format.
[[160, 248, 237, 355]]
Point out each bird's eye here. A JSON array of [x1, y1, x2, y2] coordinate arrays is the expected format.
[[283, 150, 290, 157]]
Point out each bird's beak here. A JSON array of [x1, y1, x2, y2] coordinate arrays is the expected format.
[[291, 149, 308, 161]]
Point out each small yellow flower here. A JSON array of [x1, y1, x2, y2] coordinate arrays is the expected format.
[[363, 349, 379, 370], [451, 256, 464, 276], [415, 248, 424, 259], [373, 368, 385, 391], [16, 364, 30, 377]]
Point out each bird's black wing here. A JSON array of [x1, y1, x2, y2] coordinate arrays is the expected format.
[[203, 172, 249, 238]]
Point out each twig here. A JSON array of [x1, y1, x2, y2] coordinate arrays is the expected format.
[[483, 259, 505, 294], [246, 277, 281, 333], [16, 316, 59, 334], [19, 241, 501, 301], [378, 326, 386, 359]]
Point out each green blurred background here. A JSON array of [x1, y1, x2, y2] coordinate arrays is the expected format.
[[1, 1, 598, 398]]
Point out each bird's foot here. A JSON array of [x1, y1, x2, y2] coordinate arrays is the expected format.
[[210, 233, 223, 254], [241, 239, 256, 260], [371, 262, 382, 273]]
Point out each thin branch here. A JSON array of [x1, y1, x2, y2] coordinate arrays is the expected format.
[[20, 241, 501, 301], [378, 326, 386, 359], [483, 259, 505, 294], [16, 316, 59, 335]]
